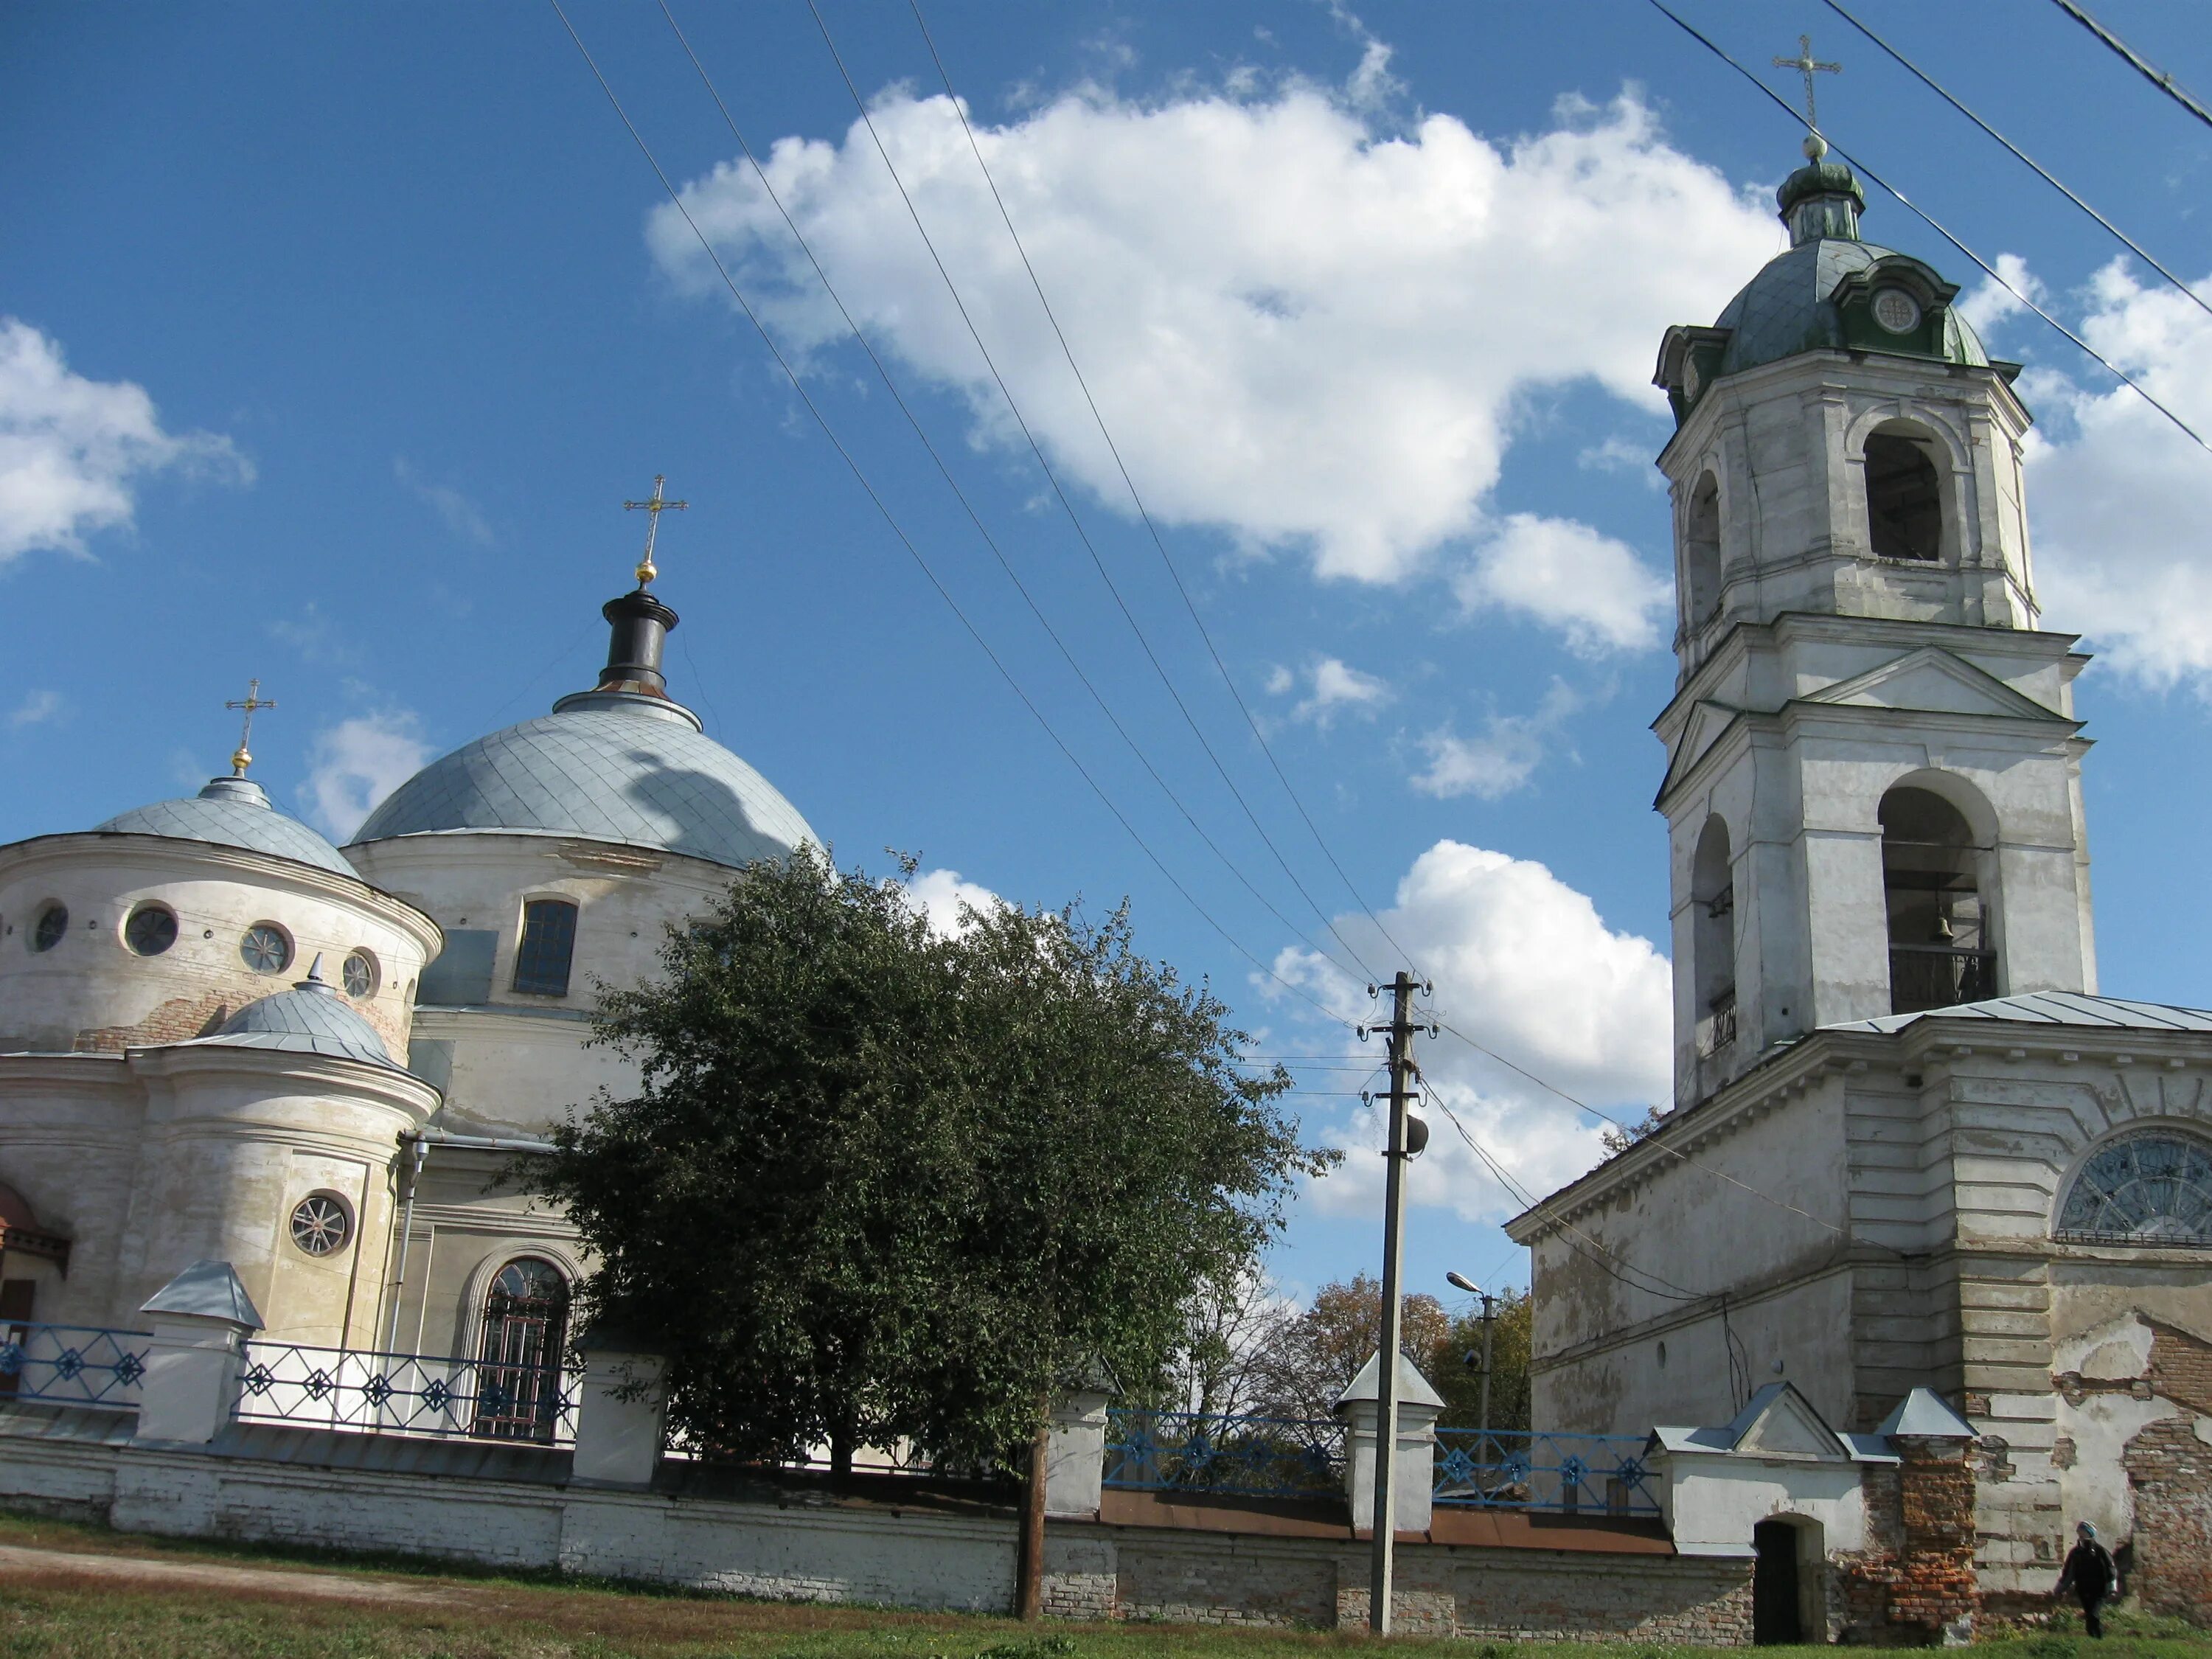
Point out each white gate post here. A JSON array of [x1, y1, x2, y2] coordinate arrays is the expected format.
[[1335, 1348, 1444, 1535], [134, 1261, 264, 1446], [569, 1328, 668, 1488]]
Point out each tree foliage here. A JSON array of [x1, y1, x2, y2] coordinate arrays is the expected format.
[[524, 846, 1335, 1472], [1158, 1272, 1534, 1432]]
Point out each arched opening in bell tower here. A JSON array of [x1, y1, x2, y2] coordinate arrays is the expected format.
[[1683, 472, 1722, 625], [1863, 425, 1944, 562], [1881, 785, 1997, 1014], [1693, 815, 1737, 1051]]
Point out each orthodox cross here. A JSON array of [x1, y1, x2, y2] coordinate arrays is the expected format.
[[623, 474, 688, 588], [1773, 34, 1841, 132], [224, 678, 276, 777]]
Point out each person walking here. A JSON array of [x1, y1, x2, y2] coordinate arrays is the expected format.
[[2056, 1521, 2118, 1638]]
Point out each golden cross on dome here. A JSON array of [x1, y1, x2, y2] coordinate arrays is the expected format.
[[224, 678, 276, 777], [1773, 33, 1841, 132], [623, 474, 688, 588]]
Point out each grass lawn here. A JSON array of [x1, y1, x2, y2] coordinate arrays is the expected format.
[[0, 1509, 2202, 1659]]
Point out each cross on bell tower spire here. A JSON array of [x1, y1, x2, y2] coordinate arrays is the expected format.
[[1773, 33, 1841, 140], [223, 678, 276, 777], [623, 474, 687, 588]]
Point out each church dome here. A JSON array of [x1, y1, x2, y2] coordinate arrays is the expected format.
[[348, 585, 815, 871], [1713, 237, 1990, 381], [95, 776, 357, 878], [1699, 136, 1989, 385], [196, 957, 403, 1071]]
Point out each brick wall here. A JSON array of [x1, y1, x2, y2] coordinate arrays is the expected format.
[[0, 1417, 1766, 1641], [1836, 1439, 1980, 1642], [2124, 1322, 2212, 1626], [72, 990, 236, 1052]]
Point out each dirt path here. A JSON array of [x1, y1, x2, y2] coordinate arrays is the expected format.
[[0, 1542, 490, 1607]]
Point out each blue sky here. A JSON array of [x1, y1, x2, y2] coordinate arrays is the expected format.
[[6, 0, 2212, 1313]]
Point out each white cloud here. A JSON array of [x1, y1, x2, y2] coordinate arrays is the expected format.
[[1411, 679, 1579, 800], [902, 866, 1004, 939], [7, 689, 63, 729], [1992, 259, 2212, 689], [650, 78, 1774, 597], [394, 457, 494, 548], [1272, 839, 1671, 1224], [1453, 512, 1669, 654], [1275, 655, 1392, 728], [0, 318, 248, 565], [1956, 251, 2047, 338], [301, 712, 433, 841]]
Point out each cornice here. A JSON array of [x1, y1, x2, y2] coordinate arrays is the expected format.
[[1511, 1012, 2212, 1245], [127, 1041, 441, 1114]]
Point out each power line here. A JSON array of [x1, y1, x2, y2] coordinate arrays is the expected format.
[[803, 0, 1386, 986], [905, 0, 1426, 978], [1644, 0, 2212, 459], [653, 0, 1369, 990], [544, 0, 1353, 1034], [1823, 0, 2212, 325], [2050, 0, 2212, 136]]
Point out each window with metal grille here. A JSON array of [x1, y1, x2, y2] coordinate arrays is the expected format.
[[512, 899, 577, 997], [473, 1257, 569, 1442]]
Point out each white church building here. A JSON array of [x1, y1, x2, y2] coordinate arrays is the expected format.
[[1506, 137, 2212, 1613], [0, 566, 813, 1396]]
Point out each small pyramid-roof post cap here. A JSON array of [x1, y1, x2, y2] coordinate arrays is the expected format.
[[1335, 1348, 1446, 1413], [1877, 1386, 1977, 1439], [141, 1259, 265, 1329]]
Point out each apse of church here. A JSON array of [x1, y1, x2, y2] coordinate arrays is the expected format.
[[1510, 133, 2212, 1607], [0, 503, 816, 1367]]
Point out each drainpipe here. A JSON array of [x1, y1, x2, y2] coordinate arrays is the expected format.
[[381, 1130, 557, 1354], [384, 1138, 428, 1354]]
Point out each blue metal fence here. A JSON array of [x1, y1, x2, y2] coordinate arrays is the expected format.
[[1431, 1427, 1658, 1515], [0, 1323, 149, 1411], [1103, 1408, 1345, 1499], [236, 1341, 581, 1445]]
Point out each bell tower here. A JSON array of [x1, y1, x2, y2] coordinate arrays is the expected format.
[[1649, 135, 2096, 1107]]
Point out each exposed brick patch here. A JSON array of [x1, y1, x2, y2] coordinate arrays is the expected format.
[[2122, 1322, 2212, 1626], [1837, 1439, 1979, 1643], [74, 992, 236, 1053]]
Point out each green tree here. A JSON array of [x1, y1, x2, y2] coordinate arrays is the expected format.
[[525, 846, 1334, 1483], [1430, 1290, 1534, 1433], [1245, 1273, 1452, 1423]]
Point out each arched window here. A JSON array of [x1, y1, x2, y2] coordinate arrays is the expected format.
[[1693, 816, 1737, 1053], [512, 899, 577, 997], [1864, 428, 1943, 562], [1881, 786, 1994, 1014], [2058, 1132, 2212, 1246], [1683, 472, 1722, 625], [472, 1257, 570, 1442]]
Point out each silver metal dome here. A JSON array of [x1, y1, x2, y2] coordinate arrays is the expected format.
[[192, 958, 403, 1071], [94, 776, 356, 877], [347, 697, 815, 871], [1714, 238, 1990, 380]]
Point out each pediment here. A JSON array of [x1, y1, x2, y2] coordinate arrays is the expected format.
[[1725, 1382, 1851, 1461], [1658, 700, 1747, 802], [1799, 647, 2062, 722]]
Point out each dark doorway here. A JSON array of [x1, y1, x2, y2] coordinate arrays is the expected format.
[[1753, 1519, 1804, 1644]]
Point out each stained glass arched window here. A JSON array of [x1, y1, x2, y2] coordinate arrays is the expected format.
[[2056, 1131, 2212, 1246]]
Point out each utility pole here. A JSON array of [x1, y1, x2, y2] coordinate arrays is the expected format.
[[1366, 970, 1427, 1635]]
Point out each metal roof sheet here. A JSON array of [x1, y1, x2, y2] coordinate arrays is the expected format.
[[94, 776, 355, 877], [1825, 990, 2212, 1037], [349, 702, 815, 872]]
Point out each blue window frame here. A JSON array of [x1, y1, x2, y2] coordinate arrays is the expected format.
[[512, 900, 577, 997]]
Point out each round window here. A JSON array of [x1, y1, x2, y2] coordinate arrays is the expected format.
[[341, 950, 378, 998], [1680, 355, 1701, 403], [240, 922, 292, 975], [289, 1192, 352, 1257], [1871, 287, 1921, 335], [30, 905, 69, 953], [125, 905, 178, 956]]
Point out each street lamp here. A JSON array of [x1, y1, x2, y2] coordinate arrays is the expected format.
[[1446, 1270, 1498, 1459]]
